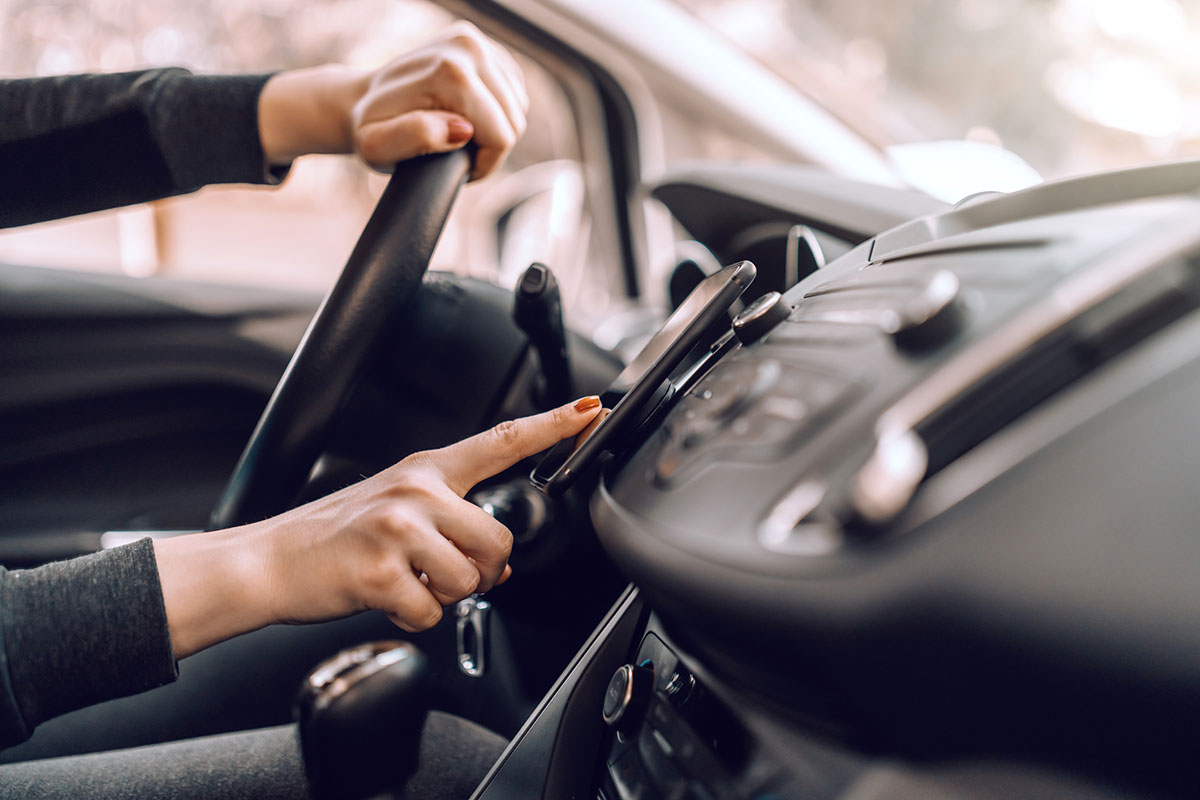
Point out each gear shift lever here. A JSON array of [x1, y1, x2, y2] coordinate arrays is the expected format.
[[296, 641, 431, 800], [513, 262, 574, 407]]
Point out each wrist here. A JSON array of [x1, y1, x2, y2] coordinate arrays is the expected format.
[[258, 64, 371, 165], [154, 525, 275, 659]]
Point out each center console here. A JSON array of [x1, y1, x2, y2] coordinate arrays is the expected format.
[[474, 162, 1200, 799]]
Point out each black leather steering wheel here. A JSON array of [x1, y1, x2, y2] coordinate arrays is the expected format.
[[209, 148, 473, 530]]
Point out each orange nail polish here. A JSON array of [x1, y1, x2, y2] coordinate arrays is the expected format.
[[573, 395, 601, 412], [447, 118, 473, 145]]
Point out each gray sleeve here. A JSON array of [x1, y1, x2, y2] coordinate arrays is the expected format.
[[0, 539, 178, 749], [0, 69, 290, 228]]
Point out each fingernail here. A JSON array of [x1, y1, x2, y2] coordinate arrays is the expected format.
[[573, 395, 601, 412], [447, 118, 473, 145]]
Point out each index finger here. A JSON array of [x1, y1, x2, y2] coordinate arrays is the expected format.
[[431, 396, 602, 495]]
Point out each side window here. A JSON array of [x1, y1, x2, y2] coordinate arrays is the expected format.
[[0, 0, 593, 308]]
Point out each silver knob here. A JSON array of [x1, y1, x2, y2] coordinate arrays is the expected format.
[[732, 291, 793, 345]]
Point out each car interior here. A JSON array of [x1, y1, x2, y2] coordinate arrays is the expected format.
[[2, 1, 1199, 799]]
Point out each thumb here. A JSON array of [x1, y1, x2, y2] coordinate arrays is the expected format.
[[354, 110, 474, 170], [431, 396, 603, 496]]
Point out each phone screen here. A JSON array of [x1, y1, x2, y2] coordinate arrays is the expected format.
[[531, 260, 756, 494]]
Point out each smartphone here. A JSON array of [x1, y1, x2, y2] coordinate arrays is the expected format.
[[531, 260, 756, 494]]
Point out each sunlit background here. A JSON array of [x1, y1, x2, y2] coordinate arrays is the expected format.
[[677, 0, 1200, 177], [4, 0, 1200, 299]]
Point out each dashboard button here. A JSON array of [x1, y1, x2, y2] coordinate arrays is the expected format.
[[683, 360, 780, 448], [655, 360, 858, 485], [700, 358, 776, 415], [711, 367, 857, 456]]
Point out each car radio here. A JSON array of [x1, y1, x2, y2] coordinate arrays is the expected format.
[[597, 631, 759, 800]]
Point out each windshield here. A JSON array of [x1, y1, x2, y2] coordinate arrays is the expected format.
[[672, 0, 1200, 180]]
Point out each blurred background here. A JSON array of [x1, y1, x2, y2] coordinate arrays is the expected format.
[[677, 0, 1200, 176], [3, 0, 1200, 300], [0, 0, 595, 300]]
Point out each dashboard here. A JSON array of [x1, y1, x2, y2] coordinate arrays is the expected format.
[[474, 161, 1200, 799]]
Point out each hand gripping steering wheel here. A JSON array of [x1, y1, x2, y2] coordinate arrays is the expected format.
[[209, 149, 473, 530]]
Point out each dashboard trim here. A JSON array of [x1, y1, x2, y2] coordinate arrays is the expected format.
[[853, 206, 1200, 523]]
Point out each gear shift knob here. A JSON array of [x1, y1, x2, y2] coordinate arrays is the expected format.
[[296, 641, 431, 800]]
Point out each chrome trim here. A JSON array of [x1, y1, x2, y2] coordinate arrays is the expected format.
[[786, 224, 826, 285], [758, 481, 843, 555], [664, 669, 695, 702], [306, 642, 412, 708], [456, 595, 492, 678], [674, 239, 723, 277], [850, 430, 930, 525], [601, 664, 635, 725]]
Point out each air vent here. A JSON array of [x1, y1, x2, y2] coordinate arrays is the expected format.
[[919, 253, 1200, 476]]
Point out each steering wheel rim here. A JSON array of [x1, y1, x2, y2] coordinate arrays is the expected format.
[[209, 148, 473, 530]]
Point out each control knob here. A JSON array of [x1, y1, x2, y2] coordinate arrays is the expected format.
[[602, 663, 655, 736], [882, 269, 965, 350], [732, 291, 792, 346]]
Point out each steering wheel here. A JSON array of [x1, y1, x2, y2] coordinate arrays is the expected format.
[[209, 148, 473, 530]]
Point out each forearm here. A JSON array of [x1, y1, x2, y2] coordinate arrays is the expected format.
[[153, 525, 277, 659]]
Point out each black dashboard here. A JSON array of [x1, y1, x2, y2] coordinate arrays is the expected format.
[[475, 161, 1200, 799]]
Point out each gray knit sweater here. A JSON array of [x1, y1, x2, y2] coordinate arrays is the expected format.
[[0, 68, 284, 228], [0, 540, 176, 748]]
